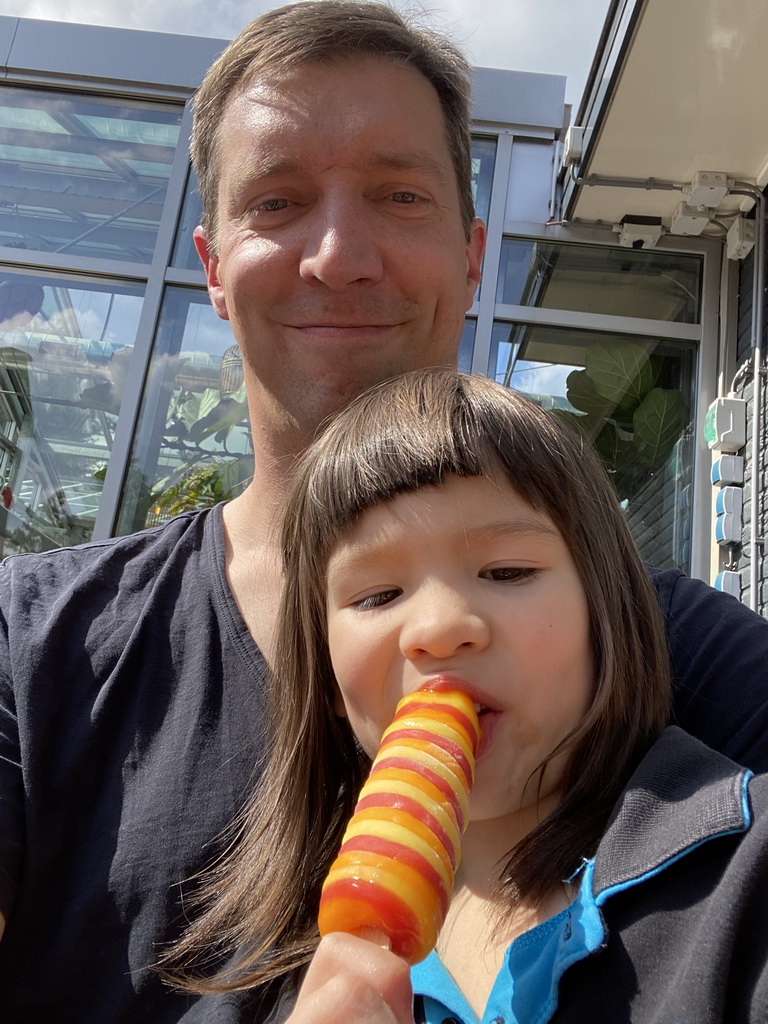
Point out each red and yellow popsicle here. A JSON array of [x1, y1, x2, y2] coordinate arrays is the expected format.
[[318, 687, 480, 964]]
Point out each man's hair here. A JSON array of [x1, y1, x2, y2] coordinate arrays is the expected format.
[[191, 0, 475, 251], [166, 368, 671, 993]]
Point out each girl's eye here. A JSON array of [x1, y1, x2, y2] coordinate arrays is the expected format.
[[480, 566, 539, 584], [353, 588, 402, 609]]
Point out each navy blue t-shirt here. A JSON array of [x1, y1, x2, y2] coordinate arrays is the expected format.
[[0, 505, 277, 1021], [0, 505, 767, 1021], [649, 565, 768, 762]]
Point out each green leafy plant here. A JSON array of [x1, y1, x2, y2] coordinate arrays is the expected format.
[[147, 377, 252, 522], [150, 459, 251, 518], [164, 380, 249, 448], [558, 339, 686, 498]]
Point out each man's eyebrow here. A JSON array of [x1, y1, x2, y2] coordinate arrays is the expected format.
[[366, 150, 454, 186], [225, 157, 302, 203]]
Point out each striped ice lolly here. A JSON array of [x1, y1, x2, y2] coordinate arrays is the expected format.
[[318, 687, 480, 964]]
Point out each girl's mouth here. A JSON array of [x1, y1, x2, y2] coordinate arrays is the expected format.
[[474, 705, 501, 760], [416, 676, 500, 759]]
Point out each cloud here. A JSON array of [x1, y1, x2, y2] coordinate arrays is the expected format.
[[11, 0, 266, 39], [8, 0, 610, 104], [411, 0, 612, 103]]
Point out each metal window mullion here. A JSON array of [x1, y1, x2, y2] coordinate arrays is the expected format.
[[164, 267, 207, 287], [490, 302, 702, 342], [471, 132, 514, 376], [0, 247, 150, 284], [92, 100, 195, 540], [3, 71, 193, 105]]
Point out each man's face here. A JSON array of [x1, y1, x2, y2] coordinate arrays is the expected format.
[[195, 57, 486, 439]]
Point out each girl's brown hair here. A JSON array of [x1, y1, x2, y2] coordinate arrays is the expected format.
[[168, 368, 670, 990]]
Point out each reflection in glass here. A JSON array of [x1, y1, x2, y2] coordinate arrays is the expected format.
[[489, 319, 696, 572], [458, 319, 476, 372], [0, 269, 143, 555], [470, 137, 496, 224], [116, 288, 252, 535], [505, 140, 555, 224], [0, 87, 182, 263], [172, 168, 204, 270], [497, 239, 702, 323]]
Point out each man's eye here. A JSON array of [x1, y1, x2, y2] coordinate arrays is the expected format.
[[354, 588, 402, 609], [481, 567, 539, 583], [258, 197, 290, 212], [390, 191, 419, 204]]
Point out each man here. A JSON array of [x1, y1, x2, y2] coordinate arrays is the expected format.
[[0, 3, 766, 1022], [189, 2, 483, 665]]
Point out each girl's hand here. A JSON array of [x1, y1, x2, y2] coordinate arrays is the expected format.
[[286, 933, 415, 1024]]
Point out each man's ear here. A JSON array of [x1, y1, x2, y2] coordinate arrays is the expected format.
[[464, 217, 487, 310], [194, 226, 229, 321]]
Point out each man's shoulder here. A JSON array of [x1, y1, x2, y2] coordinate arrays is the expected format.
[[0, 506, 216, 595], [646, 564, 693, 605], [647, 564, 767, 631], [0, 502, 237, 706], [0, 506, 226, 646]]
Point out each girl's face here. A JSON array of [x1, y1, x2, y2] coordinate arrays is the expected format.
[[325, 472, 594, 829]]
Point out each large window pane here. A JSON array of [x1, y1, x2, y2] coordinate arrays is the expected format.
[[0, 269, 143, 555], [488, 319, 696, 571], [497, 239, 702, 323], [117, 288, 251, 535], [505, 140, 554, 223], [0, 86, 182, 263]]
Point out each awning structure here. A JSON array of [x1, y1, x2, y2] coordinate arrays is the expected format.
[[563, 0, 768, 236]]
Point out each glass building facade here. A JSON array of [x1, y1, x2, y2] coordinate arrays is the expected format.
[[0, 16, 715, 577]]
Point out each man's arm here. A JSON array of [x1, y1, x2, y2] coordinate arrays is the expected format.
[[652, 568, 768, 770]]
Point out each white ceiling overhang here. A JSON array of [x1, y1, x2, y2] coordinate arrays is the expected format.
[[567, 0, 768, 229]]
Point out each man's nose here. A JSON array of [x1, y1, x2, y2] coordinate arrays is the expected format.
[[299, 196, 385, 290], [400, 585, 491, 662]]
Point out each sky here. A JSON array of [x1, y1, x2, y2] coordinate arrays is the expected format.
[[6, 0, 612, 107]]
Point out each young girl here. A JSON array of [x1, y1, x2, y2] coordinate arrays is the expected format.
[[171, 368, 768, 1023]]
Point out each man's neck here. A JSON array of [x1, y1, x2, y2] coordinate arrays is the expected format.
[[220, 448, 296, 662], [220, 394, 335, 657]]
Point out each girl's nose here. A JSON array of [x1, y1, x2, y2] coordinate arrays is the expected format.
[[400, 585, 491, 662]]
